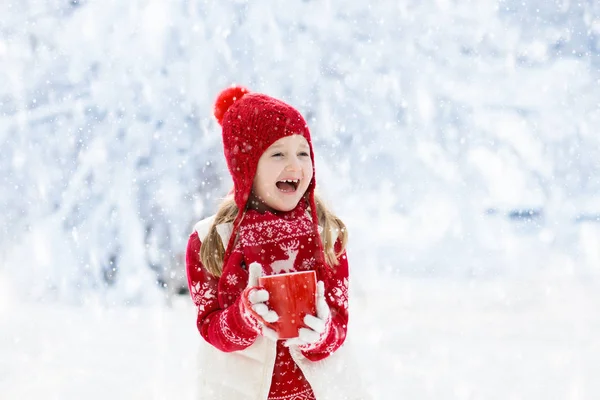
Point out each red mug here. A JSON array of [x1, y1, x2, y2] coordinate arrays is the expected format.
[[258, 270, 317, 339]]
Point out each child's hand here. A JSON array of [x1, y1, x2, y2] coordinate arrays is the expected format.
[[241, 262, 279, 341], [284, 280, 331, 348]]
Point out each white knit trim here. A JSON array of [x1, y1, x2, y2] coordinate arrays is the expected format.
[[193, 217, 233, 246], [193, 216, 215, 242], [216, 222, 233, 247]]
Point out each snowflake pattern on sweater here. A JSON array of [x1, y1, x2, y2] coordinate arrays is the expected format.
[[329, 277, 349, 309], [190, 281, 216, 313], [185, 201, 349, 400]]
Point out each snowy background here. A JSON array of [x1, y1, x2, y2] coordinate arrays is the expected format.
[[1, 0, 599, 398]]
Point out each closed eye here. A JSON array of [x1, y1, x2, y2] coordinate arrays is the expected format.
[[271, 152, 284, 158], [298, 151, 310, 157]]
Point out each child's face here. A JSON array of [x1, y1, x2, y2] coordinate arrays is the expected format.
[[251, 134, 313, 212]]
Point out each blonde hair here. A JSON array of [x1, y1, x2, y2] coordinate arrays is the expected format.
[[199, 194, 348, 277]]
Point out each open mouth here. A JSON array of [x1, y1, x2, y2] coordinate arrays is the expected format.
[[276, 179, 300, 193]]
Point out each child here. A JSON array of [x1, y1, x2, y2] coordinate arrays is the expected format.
[[186, 86, 360, 400]]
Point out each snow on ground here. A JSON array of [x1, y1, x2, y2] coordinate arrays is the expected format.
[[1, 275, 598, 399], [0, 299, 198, 400]]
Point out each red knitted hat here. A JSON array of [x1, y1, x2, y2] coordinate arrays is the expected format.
[[213, 85, 324, 268]]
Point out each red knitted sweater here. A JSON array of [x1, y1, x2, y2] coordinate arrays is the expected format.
[[186, 201, 349, 400]]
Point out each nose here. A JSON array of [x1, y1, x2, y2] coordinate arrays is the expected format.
[[285, 155, 302, 172]]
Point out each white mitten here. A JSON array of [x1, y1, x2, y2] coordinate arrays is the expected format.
[[241, 262, 279, 341], [284, 280, 331, 348]]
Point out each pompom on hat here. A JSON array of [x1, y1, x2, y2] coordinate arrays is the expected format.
[[213, 85, 324, 269]]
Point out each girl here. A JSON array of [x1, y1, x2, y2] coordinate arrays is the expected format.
[[186, 86, 362, 400]]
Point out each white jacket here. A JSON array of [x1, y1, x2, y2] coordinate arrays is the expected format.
[[192, 216, 370, 400]]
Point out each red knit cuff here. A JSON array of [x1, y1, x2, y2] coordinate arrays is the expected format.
[[297, 314, 333, 352], [237, 287, 263, 335]]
